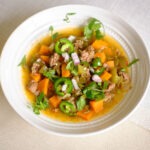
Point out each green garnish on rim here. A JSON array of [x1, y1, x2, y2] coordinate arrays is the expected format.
[[63, 12, 76, 23]]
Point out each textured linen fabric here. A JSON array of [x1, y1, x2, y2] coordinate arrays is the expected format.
[[0, 0, 150, 150]]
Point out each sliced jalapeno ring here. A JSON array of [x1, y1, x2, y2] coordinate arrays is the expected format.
[[59, 101, 76, 116], [55, 38, 74, 54], [54, 77, 73, 96]]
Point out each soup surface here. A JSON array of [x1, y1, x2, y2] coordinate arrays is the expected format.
[[21, 19, 133, 122]]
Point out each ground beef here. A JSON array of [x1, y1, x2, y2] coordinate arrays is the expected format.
[[49, 53, 60, 67], [80, 46, 95, 62], [104, 93, 114, 103], [104, 83, 116, 93], [27, 81, 39, 96], [31, 62, 41, 74], [74, 39, 84, 50]]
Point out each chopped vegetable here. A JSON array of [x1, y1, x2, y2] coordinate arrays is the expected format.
[[90, 100, 103, 113], [30, 73, 41, 82], [71, 52, 80, 65], [68, 35, 76, 42], [54, 77, 73, 96], [95, 67, 105, 75], [62, 52, 70, 62], [55, 38, 74, 54], [66, 60, 78, 76], [42, 69, 57, 81], [72, 78, 79, 90], [61, 63, 71, 77], [40, 55, 49, 64], [49, 95, 61, 108], [39, 45, 50, 55], [37, 78, 49, 96], [92, 57, 102, 68], [95, 52, 106, 63], [77, 110, 94, 120], [76, 95, 86, 111], [100, 71, 112, 81], [33, 92, 49, 114], [106, 61, 114, 69], [92, 74, 102, 83], [92, 40, 108, 50], [59, 101, 76, 116]]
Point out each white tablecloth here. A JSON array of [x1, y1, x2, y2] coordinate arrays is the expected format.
[[0, 0, 150, 149]]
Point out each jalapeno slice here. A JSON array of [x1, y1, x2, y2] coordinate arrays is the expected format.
[[55, 38, 74, 54], [54, 77, 73, 96], [59, 101, 76, 116]]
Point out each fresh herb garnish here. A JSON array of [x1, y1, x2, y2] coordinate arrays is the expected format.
[[103, 81, 109, 90], [18, 55, 26, 66], [49, 25, 58, 41], [32, 92, 49, 115], [42, 69, 58, 81], [83, 82, 105, 100], [84, 18, 105, 40], [66, 60, 78, 76], [128, 58, 139, 67], [63, 12, 76, 23], [76, 95, 86, 111]]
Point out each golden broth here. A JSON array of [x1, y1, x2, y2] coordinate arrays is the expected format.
[[22, 27, 129, 123]]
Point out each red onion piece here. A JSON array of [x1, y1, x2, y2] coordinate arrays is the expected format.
[[92, 74, 102, 83], [71, 52, 80, 65], [72, 79, 79, 90]]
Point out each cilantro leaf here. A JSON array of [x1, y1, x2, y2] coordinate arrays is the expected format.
[[63, 12, 76, 23], [32, 92, 49, 115], [42, 69, 58, 81], [49, 25, 59, 41], [128, 58, 139, 67], [84, 18, 105, 40]]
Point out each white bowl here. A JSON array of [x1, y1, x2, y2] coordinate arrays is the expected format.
[[0, 5, 150, 136]]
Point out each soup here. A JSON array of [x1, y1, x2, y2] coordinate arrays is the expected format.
[[20, 18, 137, 122]]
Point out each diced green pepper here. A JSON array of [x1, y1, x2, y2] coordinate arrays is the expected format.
[[92, 57, 102, 68]]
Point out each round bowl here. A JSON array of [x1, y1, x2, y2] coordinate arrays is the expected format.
[[0, 5, 150, 136]]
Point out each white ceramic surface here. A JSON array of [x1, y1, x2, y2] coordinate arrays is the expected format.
[[0, 5, 149, 136]]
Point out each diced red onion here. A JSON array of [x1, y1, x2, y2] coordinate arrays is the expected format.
[[72, 79, 79, 90], [92, 74, 102, 83], [62, 84, 67, 91], [71, 52, 80, 65], [68, 35, 76, 42], [62, 52, 70, 62]]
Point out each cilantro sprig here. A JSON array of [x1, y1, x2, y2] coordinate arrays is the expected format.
[[49, 25, 59, 41], [128, 58, 139, 67], [32, 92, 49, 115], [42, 69, 58, 81], [84, 18, 105, 40], [63, 12, 76, 23]]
